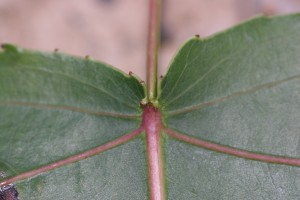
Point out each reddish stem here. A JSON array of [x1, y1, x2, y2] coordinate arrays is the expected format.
[[146, 0, 161, 101], [142, 105, 165, 200], [165, 128, 300, 166], [0, 128, 143, 187]]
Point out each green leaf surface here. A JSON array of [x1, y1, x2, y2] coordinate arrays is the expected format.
[[0, 46, 147, 199], [18, 138, 148, 200], [2, 14, 300, 199], [160, 14, 300, 199]]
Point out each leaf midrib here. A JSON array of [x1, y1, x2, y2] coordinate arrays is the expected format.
[[164, 127, 300, 167]]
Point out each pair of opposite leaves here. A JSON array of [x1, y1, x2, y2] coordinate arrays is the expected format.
[[1, 15, 300, 199]]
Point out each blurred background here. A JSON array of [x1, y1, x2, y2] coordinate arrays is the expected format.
[[1, 0, 300, 80]]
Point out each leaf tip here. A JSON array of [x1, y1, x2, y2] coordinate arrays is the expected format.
[[194, 34, 200, 38]]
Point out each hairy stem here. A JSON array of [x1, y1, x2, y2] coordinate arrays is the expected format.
[[146, 0, 161, 101]]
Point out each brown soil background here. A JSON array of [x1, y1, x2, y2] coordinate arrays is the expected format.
[[1, 0, 300, 80]]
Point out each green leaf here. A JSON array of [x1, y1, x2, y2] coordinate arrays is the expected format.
[[0, 46, 148, 199], [160, 15, 300, 199], [2, 14, 300, 200]]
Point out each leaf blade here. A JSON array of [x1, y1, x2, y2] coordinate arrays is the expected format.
[[160, 15, 300, 112], [160, 14, 300, 198], [0, 46, 147, 199]]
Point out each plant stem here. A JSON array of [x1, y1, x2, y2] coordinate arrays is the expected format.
[[146, 0, 161, 102], [142, 106, 165, 200]]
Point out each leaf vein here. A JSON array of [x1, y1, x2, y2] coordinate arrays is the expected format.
[[166, 74, 300, 116], [0, 101, 140, 119], [165, 128, 300, 166], [2, 67, 138, 109]]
